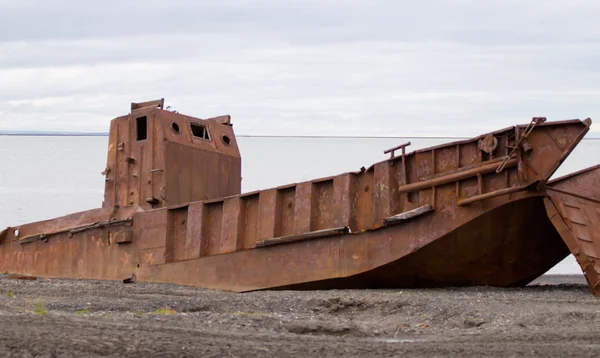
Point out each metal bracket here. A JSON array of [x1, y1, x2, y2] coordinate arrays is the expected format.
[[496, 117, 546, 174]]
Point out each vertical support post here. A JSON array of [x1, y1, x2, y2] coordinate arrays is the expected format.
[[401, 146, 410, 206], [185, 202, 204, 258], [294, 182, 312, 234], [333, 174, 352, 228], [374, 162, 392, 226], [432, 149, 436, 174], [257, 189, 278, 241], [221, 197, 241, 254]]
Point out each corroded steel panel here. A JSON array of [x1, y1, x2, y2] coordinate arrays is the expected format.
[[102, 105, 241, 210], [221, 197, 242, 254], [373, 161, 392, 226], [311, 179, 334, 231], [257, 189, 278, 241], [202, 201, 224, 256], [167, 207, 188, 262], [293, 182, 312, 234], [545, 164, 600, 296], [332, 174, 352, 228], [276, 186, 296, 237], [239, 193, 259, 249], [185, 201, 205, 259]]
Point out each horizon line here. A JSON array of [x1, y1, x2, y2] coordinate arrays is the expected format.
[[1, 131, 599, 140], [0, 133, 468, 139]]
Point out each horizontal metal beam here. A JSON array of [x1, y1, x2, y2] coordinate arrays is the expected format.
[[255, 226, 349, 248], [384, 205, 433, 225], [19, 218, 133, 245], [457, 185, 528, 206], [546, 187, 600, 205], [397, 158, 517, 194]]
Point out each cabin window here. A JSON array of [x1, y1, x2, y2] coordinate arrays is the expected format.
[[191, 122, 210, 140], [171, 122, 180, 133], [136, 116, 147, 141]]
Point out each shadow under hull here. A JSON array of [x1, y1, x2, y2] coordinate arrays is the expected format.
[[275, 196, 569, 290]]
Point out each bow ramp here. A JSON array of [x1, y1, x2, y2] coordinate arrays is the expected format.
[[545, 164, 600, 297]]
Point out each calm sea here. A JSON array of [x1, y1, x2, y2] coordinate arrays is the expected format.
[[2, 136, 599, 274]]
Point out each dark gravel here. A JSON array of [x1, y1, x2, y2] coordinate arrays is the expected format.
[[0, 274, 598, 357]]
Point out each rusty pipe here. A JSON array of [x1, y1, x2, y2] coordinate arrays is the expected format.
[[457, 185, 529, 206], [397, 158, 517, 194]]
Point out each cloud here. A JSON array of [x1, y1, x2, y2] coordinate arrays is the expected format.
[[1, 0, 599, 136]]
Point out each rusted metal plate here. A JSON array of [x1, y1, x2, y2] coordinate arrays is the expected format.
[[545, 164, 600, 297], [102, 107, 241, 210], [0, 99, 594, 294]]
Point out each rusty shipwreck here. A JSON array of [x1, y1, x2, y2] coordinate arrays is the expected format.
[[1, 98, 598, 295]]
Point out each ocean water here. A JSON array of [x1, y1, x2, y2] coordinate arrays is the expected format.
[[1, 135, 599, 274]]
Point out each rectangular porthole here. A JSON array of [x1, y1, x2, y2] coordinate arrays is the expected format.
[[136, 116, 147, 141], [191, 122, 210, 140]]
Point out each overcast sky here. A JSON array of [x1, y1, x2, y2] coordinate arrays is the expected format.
[[1, 0, 599, 136]]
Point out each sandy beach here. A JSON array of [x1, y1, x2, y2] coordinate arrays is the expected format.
[[0, 274, 598, 357]]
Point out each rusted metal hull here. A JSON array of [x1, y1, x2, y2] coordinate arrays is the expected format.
[[0, 101, 594, 293], [0, 191, 572, 292], [279, 196, 570, 290]]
